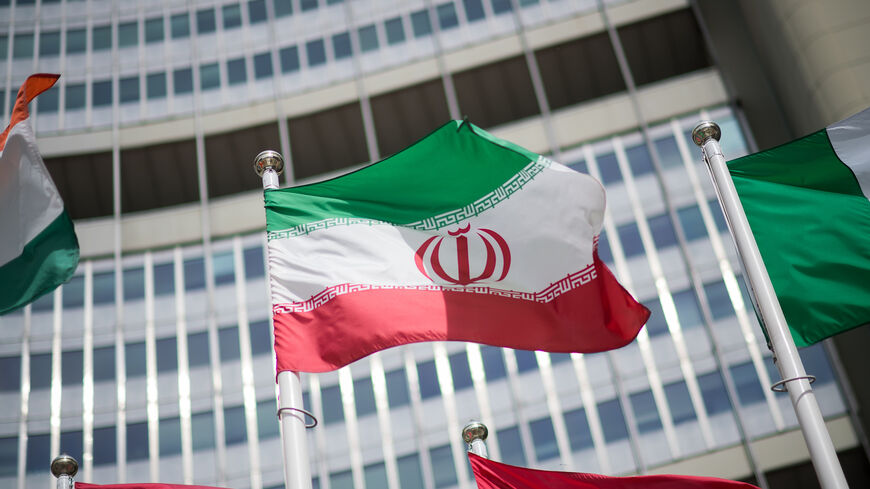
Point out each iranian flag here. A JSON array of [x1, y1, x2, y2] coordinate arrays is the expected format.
[[0, 74, 79, 315], [728, 107, 870, 347], [265, 120, 648, 373]]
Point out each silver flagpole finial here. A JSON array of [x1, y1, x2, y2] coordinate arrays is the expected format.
[[462, 421, 489, 458], [51, 454, 78, 489], [254, 150, 285, 190], [692, 121, 721, 147]]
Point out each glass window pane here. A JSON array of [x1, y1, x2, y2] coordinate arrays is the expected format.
[[0, 436, 16, 477], [673, 288, 703, 328], [280, 46, 300, 73], [118, 22, 137, 47], [38, 86, 60, 112], [385, 17, 405, 45], [123, 267, 144, 300], [219, 326, 240, 361], [332, 32, 352, 59], [643, 299, 668, 336], [677, 205, 706, 241], [596, 152, 622, 184], [159, 417, 182, 456], [598, 398, 629, 442], [223, 4, 242, 29], [13, 33, 34, 59], [93, 346, 115, 382], [59, 430, 83, 463], [530, 417, 559, 461], [417, 359, 440, 399], [708, 198, 728, 232], [664, 381, 696, 424], [463, 0, 485, 22], [358, 25, 378, 52], [704, 280, 733, 320], [187, 331, 210, 368], [410, 9, 432, 38], [146, 72, 167, 99], [497, 426, 526, 466], [66, 83, 86, 110], [449, 351, 472, 391], [191, 411, 215, 450], [126, 422, 149, 461], [196, 9, 216, 34], [93, 426, 116, 465], [156, 337, 178, 373], [625, 143, 654, 176], [248, 0, 267, 23], [800, 344, 836, 385], [92, 80, 113, 107], [481, 346, 506, 381], [514, 350, 537, 373], [300, 0, 318, 10], [321, 384, 344, 424], [250, 320, 272, 356], [385, 368, 410, 408], [491, 0, 513, 14], [224, 405, 247, 445], [125, 341, 146, 378], [92, 26, 111, 51], [436, 3, 459, 30], [40, 31, 61, 56], [171, 13, 191, 39], [0, 36, 6, 63], [30, 353, 52, 389], [397, 453, 424, 489], [330, 470, 353, 489], [213, 251, 235, 285], [200, 63, 220, 90], [67, 28, 87, 54], [183, 257, 206, 290], [257, 399, 279, 439], [154, 261, 175, 295], [354, 376, 377, 417], [227, 58, 246, 85], [616, 221, 644, 258], [274, 0, 292, 17], [698, 371, 731, 415], [364, 462, 388, 489], [648, 213, 678, 248], [563, 407, 593, 451], [630, 390, 662, 433], [253, 52, 273, 79], [654, 136, 682, 168], [0, 356, 20, 392], [306, 39, 326, 66], [243, 246, 265, 278], [63, 275, 84, 308], [429, 445, 457, 488], [173, 68, 194, 94], [61, 350, 82, 386], [730, 362, 765, 405], [145, 18, 164, 43], [26, 433, 49, 472], [596, 231, 612, 264]]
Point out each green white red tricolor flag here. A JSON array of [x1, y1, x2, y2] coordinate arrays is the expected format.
[[468, 452, 760, 488], [728, 106, 870, 346], [265, 120, 648, 373], [0, 74, 79, 315]]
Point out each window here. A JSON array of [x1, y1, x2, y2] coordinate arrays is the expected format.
[[223, 4, 242, 29], [38, 86, 59, 112], [0, 36, 5, 62], [436, 2, 459, 30], [354, 376, 377, 417], [153, 261, 174, 294], [60, 430, 83, 464], [93, 346, 115, 382], [648, 213, 678, 249], [491, 0, 513, 14], [253, 52, 273, 78], [698, 371, 731, 415], [248, 0, 267, 23], [429, 445, 457, 488], [191, 411, 215, 450], [279, 45, 300, 73], [673, 288, 703, 328], [63, 275, 84, 308], [550, 352, 572, 365], [184, 257, 206, 290], [145, 17, 164, 43], [709, 198, 728, 231], [224, 405, 247, 444], [625, 144, 654, 176], [597, 232, 612, 263], [330, 470, 353, 489], [397, 453, 424, 489], [13, 33, 34, 59], [196, 8, 217, 34], [125, 341, 146, 378], [563, 407, 594, 451], [250, 320, 272, 355], [93, 271, 115, 303], [219, 326, 240, 361], [67, 28, 86, 54], [93, 426, 115, 465], [65, 83, 86, 110], [643, 299, 668, 336], [92, 26, 111, 51], [481, 346, 506, 381], [497, 426, 526, 466], [800, 344, 836, 385], [300, 0, 318, 10], [598, 398, 629, 442], [274, 0, 292, 17], [449, 351, 473, 390], [730, 362, 765, 405], [40, 30, 61, 56], [156, 337, 178, 373], [244, 246, 265, 278], [665, 381, 696, 424], [30, 353, 51, 389], [187, 331, 210, 368], [305, 39, 326, 67], [159, 417, 182, 456], [120, 77, 139, 104], [569, 160, 588, 174], [332, 32, 352, 59], [146, 72, 167, 99], [0, 356, 20, 392], [514, 350, 538, 373], [173, 68, 194, 94], [677, 205, 706, 241], [596, 152, 621, 184], [127, 422, 149, 461], [463, 0, 485, 22], [411, 9, 432, 38], [257, 399, 279, 439], [654, 136, 682, 168], [200, 63, 221, 90], [92, 80, 113, 107], [358, 25, 378, 52], [385, 368, 410, 408], [227, 58, 248, 85], [704, 280, 733, 320], [616, 221, 644, 258], [417, 359, 440, 399], [26, 433, 49, 472], [118, 22, 138, 48], [530, 417, 559, 461], [320, 384, 344, 424], [213, 250, 235, 284], [171, 13, 191, 39], [0, 436, 16, 477], [364, 462, 388, 489], [385, 17, 405, 45]]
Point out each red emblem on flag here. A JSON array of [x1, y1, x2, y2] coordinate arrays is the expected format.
[[415, 224, 511, 285]]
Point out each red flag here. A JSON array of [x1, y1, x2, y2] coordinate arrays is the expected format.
[[468, 453, 760, 489], [75, 483, 230, 489]]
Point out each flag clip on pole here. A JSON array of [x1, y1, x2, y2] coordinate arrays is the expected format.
[[462, 421, 489, 458], [255, 151, 314, 489], [51, 454, 78, 489], [692, 123, 849, 489]]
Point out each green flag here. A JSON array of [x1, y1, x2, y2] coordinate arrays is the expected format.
[[728, 107, 870, 346]]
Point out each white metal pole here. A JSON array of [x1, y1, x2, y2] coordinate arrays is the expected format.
[[462, 421, 489, 458], [255, 151, 313, 489], [50, 454, 77, 489], [692, 123, 849, 489]]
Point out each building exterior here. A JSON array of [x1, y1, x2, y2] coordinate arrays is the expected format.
[[1, 1, 868, 489]]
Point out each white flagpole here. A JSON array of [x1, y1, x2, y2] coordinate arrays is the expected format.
[[50, 454, 78, 489], [255, 151, 314, 489], [462, 421, 489, 458], [692, 123, 849, 489]]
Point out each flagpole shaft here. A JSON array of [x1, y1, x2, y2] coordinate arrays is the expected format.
[[693, 123, 849, 489]]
